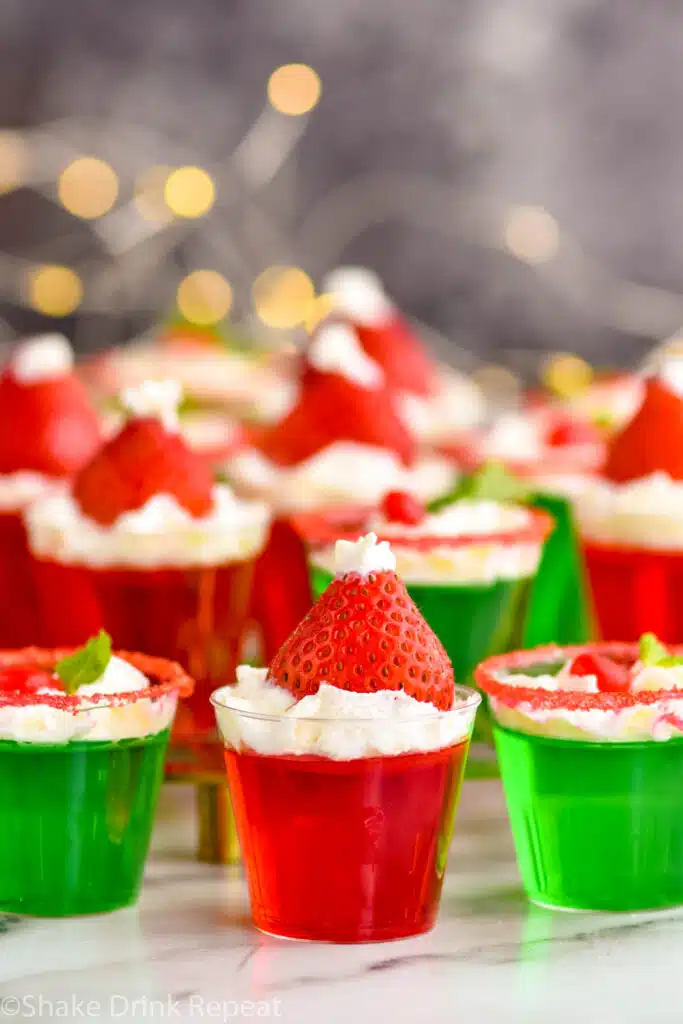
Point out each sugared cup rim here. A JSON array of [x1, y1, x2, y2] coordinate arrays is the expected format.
[[475, 642, 683, 712], [0, 647, 194, 711]]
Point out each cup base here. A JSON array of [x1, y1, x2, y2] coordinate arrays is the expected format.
[[530, 897, 683, 915], [0, 893, 139, 918], [255, 918, 436, 944]]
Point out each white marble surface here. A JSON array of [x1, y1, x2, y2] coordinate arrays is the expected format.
[[1, 780, 682, 1023]]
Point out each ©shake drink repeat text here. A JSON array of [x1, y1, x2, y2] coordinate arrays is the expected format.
[[0, 994, 284, 1019]]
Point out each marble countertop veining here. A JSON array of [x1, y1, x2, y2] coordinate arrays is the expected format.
[[1, 781, 682, 1024]]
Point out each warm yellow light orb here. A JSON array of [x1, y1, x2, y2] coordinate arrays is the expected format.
[[58, 157, 119, 219], [503, 205, 559, 265], [252, 266, 316, 329], [28, 266, 83, 317], [542, 352, 593, 397], [267, 64, 322, 116], [164, 167, 215, 219], [177, 270, 233, 325]]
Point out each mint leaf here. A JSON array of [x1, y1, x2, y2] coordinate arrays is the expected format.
[[638, 632, 683, 667], [428, 461, 532, 513], [55, 630, 113, 694]]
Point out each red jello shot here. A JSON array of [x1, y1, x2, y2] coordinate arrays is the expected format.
[[212, 532, 480, 942], [24, 381, 271, 776], [576, 366, 683, 643], [0, 334, 101, 647]]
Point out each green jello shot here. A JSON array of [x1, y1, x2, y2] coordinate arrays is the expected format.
[[477, 641, 683, 912], [0, 640, 192, 917]]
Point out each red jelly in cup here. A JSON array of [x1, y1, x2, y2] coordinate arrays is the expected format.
[[214, 698, 477, 942]]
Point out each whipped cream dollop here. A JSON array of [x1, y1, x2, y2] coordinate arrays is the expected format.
[[311, 500, 543, 585], [482, 413, 543, 461], [490, 661, 683, 742], [308, 323, 384, 388], [570, 472, 683, 550], [10, 334, 74, 383], [228, 442, 456, 513], [322, 267, 394, 325], [335, 531, 396, 575], [121, 379, 182, 433], [399, 370, 486, 442], [212, 666, 478, 760], [0, 471, 57, 511], [25, 484, 271, 568], [0, 656, 178, 744]]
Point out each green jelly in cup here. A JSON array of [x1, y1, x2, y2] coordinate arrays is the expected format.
[[477, 642, 683, 912], [0, 641, 192, 917]]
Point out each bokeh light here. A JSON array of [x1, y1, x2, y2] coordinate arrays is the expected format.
[[252, 266, 316, 328], [58, 157, 119, 219], [267, 64, 322, 116], [177, 270, 233, 325], [164, 167, 215, 219], [542, 352, 593, 397], [134, 165, 173, 221], [472, 364, 522, 407], [28, 266, 83, 316], [503, 205, 559, 265], [0, 131, 26, 194]]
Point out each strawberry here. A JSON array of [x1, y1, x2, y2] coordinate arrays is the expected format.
[[546, 416, 600, 449], [355, 316, 438, 398], [73, 417, 214, 527], [603, 376, 683, 482], [381, 490, 425, 526], [251, 363, 417, 469], [269, 568, 455, 709], [0, 369, 101, 478], [568, 652, 631, 693], [0, 666, 53, 695]]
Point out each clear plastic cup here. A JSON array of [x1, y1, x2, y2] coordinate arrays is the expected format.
[[211, 685, 480, 942], [477, 643, 683, 911], [0, 649, 192, 916]]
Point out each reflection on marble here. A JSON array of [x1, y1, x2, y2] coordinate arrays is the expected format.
[[1, 781, 682, 1023]]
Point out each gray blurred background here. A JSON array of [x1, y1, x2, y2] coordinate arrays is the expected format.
[[2, 0, 683, 373]]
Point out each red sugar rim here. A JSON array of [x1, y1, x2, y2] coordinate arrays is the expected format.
[[291, 503, 554, 552], [0, 647, 194, 711], [475, 642, 683, 712]]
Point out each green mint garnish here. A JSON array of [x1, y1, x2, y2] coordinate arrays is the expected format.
[[428, 461, 533, 513], [55, 630, 113, 694], [639, 632, 683, 668]]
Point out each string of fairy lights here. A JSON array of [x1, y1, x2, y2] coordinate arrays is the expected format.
[[1, 58, 683, 390]]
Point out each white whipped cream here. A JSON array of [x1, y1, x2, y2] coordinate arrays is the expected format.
[[228, 442, 456, 513], [656, 358, 683, 399], [322, 267, 393, 325], [572, 472, 683, 550], [490, 662, 683, 742], [10, 335, 74, 383], [0, 655, 178, 744], [212, 666, 478, 760], [311, 500, 543, 585], [308, 323, 383, 389], [0, 471, 56, 511], [121, 379, 182, 433], [399, 370, 486, 442], [25, 484, 271, 568], [482, 413, 544, 461], [335, 532, 396, 575]]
